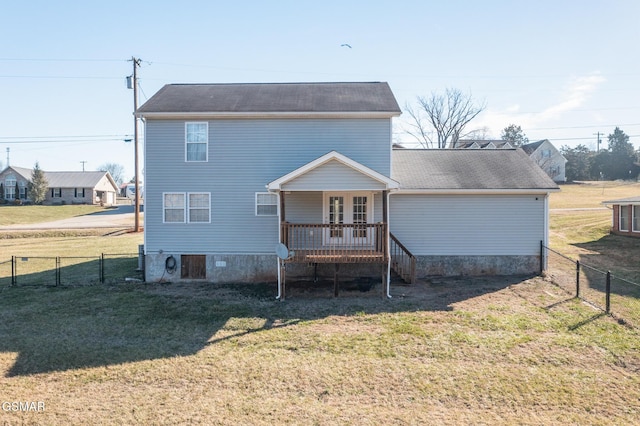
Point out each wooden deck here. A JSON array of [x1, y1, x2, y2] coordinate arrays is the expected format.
[[281, 223, 388, 264]]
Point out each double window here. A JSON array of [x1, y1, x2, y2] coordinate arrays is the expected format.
[[163, 192, 210, 223], [185, 122, 208, 162]]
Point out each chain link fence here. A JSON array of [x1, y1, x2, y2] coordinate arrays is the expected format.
[[543, 243, 640, 329], [0, 253, 143, 288]]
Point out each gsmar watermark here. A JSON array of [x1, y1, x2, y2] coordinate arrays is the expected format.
[[2, 401, 45, 412]]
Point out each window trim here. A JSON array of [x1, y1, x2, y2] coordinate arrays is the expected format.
[[619, 205, 629, 232], [163, 192, 211, 224], [255, 192, 279, 216], [163, 192, 186, 223], [185, 122, 208, 162], [188, 192, 211, 223], [633, 205, 640, 232]]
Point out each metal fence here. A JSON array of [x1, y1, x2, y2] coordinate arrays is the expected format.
[[0, 253, 143, 287], [542, 242, 640, 328]]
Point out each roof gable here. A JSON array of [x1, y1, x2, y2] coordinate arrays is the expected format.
[[136, 82, 401, 118], [268, 151, 399, 191]]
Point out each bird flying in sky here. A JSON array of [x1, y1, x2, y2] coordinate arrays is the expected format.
[[341, 43, 352, 48]]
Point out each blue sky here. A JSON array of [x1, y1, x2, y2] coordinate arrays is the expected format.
[[1, 0, 639, 181]]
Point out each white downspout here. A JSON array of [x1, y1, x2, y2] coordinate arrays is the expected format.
[[386, 190, 392, 299], [267, 187, 282, 300]]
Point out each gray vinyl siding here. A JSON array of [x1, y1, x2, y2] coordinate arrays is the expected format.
[[144, 118, 391, 254], [282, 160, 387, 191], [389, 194, 545, 256]]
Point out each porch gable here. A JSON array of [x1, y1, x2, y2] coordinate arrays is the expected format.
[[267, 151, 398, 192]]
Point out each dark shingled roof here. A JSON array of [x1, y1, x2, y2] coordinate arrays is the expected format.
[[392, 149, 559, 191], [521, 140, 547, 155], [136, 82, 401, 115]]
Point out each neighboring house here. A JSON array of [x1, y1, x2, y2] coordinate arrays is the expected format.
[[0, 166, 119, 205], [455, 139, 514, 149], [521, 140, 567, 183], [136, 82, 559, 295], [602, 196, 640, 237]]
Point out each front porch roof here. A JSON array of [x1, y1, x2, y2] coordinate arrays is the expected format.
[[267, 151, 399, 192]]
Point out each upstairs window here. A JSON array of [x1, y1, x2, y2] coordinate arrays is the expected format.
[[185, 122, 208, 162]]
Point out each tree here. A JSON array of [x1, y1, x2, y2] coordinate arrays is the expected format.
[[501, 124, 529, 147], [98, 162, 125, 186], [561, 144, 592, 181], [404, 88, 486, 149], [28, 162, 48, 205], [589, 128, 638, 180]]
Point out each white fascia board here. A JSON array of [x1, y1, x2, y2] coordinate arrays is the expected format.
[[267, 150, 399, 191], [393, 188, 560, 195], [135, 111, 401, 120]]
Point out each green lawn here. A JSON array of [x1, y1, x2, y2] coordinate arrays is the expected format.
[[0, 205, 107, 226], [0, 279, 638, 425]]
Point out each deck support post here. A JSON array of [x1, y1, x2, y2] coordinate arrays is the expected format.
[[334, 263, 340, 297]]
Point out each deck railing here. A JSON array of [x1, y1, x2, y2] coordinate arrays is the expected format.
[[281, 223, 387, 263], [390, 232, 416, 284]]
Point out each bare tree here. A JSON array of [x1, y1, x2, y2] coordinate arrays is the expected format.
[[404, 88, 486, 149], [98, 162, 125, 186]]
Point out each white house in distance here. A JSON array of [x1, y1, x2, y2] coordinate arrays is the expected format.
[[136, 82, 559, 297], [521, 140, 567, 183]]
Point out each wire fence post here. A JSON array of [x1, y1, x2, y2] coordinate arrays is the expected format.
[[100, 253, 105, 284], [576, 260, 580, 298], [56, 257, 60, 286], [605, 271, 611, 314], [11, 256, 15, 286]]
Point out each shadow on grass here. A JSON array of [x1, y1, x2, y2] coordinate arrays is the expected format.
[[0, 275, 524, 377]]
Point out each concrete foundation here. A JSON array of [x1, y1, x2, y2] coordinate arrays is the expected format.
[[144, 253, 540, 283], [415, 255, 540, 277]]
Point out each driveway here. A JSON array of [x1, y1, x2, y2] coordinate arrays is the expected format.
[[0, 205, 143, 230]]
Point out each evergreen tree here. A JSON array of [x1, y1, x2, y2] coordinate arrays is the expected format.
[[501, 124, 529, 147], [561, 144, 592, 181], [28, 162, 48, 205]]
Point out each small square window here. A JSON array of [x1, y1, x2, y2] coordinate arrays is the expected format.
[[256, 192, 278, 216]]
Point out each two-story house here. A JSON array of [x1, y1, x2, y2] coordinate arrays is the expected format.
[[136, 82, 558, 297], [521, 140, 567, 183]]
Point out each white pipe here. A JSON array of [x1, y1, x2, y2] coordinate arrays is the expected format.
[[386, 190, 392, 299], [275, 190, 282, 300]]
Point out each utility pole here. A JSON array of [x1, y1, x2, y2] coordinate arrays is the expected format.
[[593, 132, 603, 153], [80, 161, 87, 172], [129, 57, 142, 232]]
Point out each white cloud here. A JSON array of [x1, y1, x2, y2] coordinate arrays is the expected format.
[[478, 73, 606, 137]]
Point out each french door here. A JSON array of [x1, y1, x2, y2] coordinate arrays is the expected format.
[[323, 192, 372, 246]]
